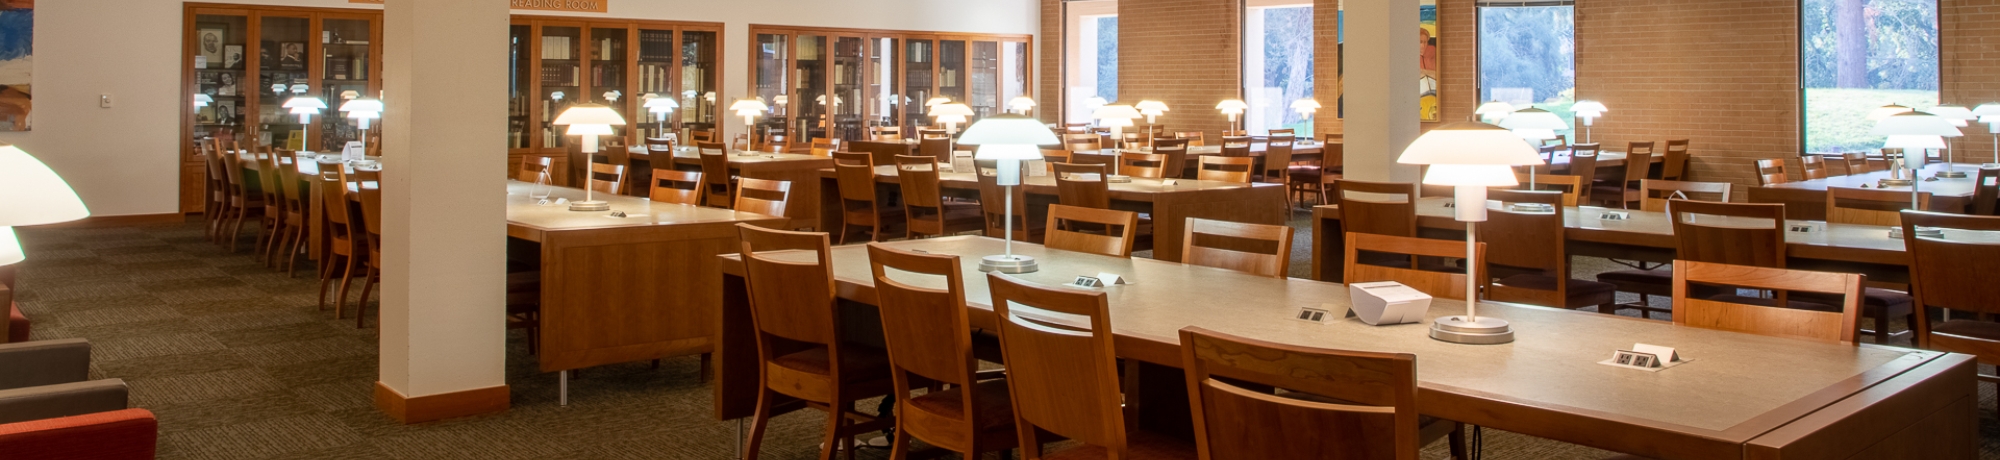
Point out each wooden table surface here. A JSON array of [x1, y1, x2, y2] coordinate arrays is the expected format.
[[1114, 140, 1329, 157], [1766, 163, 1983, 198], [714, 236, 1975, 459], [503, 180, 783, 241], [630, 146, 833, 231]]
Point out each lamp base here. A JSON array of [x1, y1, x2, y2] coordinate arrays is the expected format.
[[978, 254, 1040, 274], [1429, 315, 1515, 345], [1935, 170, 1968, 178], [568, 200, 611, 212]]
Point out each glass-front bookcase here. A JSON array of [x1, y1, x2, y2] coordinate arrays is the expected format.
[[181, 4, 383, 213], [508, 17, 721, 185], [749, 26, 1032, 147]]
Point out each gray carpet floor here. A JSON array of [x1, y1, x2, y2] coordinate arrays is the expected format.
[[11, 216, 2000, 459]]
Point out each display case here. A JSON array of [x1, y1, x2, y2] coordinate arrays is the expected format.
[[181, 4, 383, 213], [507, 17, 723, 184], [749, 26, 1031, 145]]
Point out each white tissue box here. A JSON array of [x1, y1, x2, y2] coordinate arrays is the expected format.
[[1348, 281, 1432, 326]]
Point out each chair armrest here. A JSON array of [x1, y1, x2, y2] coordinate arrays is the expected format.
[[0, 408, 157, 460], [0, 338, 90, 390], [0, 379, 129, 425]]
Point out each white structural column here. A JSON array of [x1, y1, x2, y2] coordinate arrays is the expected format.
[[1342, 0, 1422, 183], [375, 0, 510, 423]]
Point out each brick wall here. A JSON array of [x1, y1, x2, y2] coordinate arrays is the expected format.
[[1118, 0, 1240, 140], [1040, 0, 1063, 124], [1944, 0, 2000, 163]]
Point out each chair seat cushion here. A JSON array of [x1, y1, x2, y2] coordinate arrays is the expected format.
[[1043, 428, 1196, 460], [1494, 274, 1618, 308], [773, 345, 891, 383], [906, 379, 1014, 430]]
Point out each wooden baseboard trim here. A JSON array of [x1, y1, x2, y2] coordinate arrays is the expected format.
[[33, 213, 187, 228], [373, 381, 510, 424]]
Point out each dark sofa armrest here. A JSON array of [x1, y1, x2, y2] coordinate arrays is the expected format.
[[0, 338, 90, 391], [0, 379, 129, 425], [0, 408, 157, 460]]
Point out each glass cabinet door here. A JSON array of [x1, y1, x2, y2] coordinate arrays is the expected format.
[[508, 24, 531, 150], [321, 17, 373, 152], [937, 40, 967, 113], [969, 40, 999, 122], [193, 14, 250, 149], [753, 33, 788, 145], [258, 15, 312, 150], [540, 25, 582, 150], [1002, 41, 1027, 116], [637, 28, 675, 140], [792, 35, 826, 144], [869, 37, 898, 134], [903, 39, 933, 134], [589, 27, 630, 141], [830, 36, 865, 141], [681, 30, 719, 138]]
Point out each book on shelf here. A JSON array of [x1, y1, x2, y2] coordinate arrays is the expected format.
[[542, 36, 572, 60]]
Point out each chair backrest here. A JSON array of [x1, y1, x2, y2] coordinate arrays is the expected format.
[[809, 138, 840, 156], [254, 151, 285, 209], [1175, 131, 1206, 147], [1901, 211, 2000, 318], [1197, 156, 1255, 183], [871, 125, 903, 141], [698, 149, 733, 207], [1044, 204, 1138, 257], [517, 157, 553, 183], [918, 128, 951, 140], [1755, 159, 1788, 185], [1868, 150, 1893, 172], [1627, 141, 1656, 160], [867, 244, 983, 420], [1482, 189, 1566, 274], [318, 172, 352, 241], [1511, 173, 1581, 207], [1638, 179, 1732, 212], [986, 273, 1129, 457], [696, 140, 729, 155], [358, 182, 383, 254], [1668, 199, 1786, 267], [895, 155, 952, 236], [646, 135, 677, 153], [1799, 155, 1828, 180], [1620, 146, 1654, 185], [1841, 152, 1871, 175], [1978, 166, 2000, 216], [1567, 149, 1601, 203], [1180, 327, 1419, 460], [1672, 261, 1862, 345], [1335, 180, 1418, 237], [648, 169, 704, 205], [588, 162, 625, 195], [1825, 186, 1929, 226], [1344, 232, 1484, 300], [1182, 218, 1293, 278], [1267, 128, 1295, 137], [1063, 123, 1090, 134], [1262, 134, 1295, 178], [1064, 133, 1102, 152], [1219, 136, 1253, 157], [736, 224, 839, 346], [832, 151, 874, 167], [690, 129, 717, 144], [919, 136, 952, 164], [1120, 152, 1168, 180], [1053, 162, 1111, 209], [835, 162, 882, 225], [1661, 139, 1691, 180], [734, 178, 791, 217], [974, 162, 1032, 238], [1067, 151, 1115, 167], [1152, 138, 1191, 178]]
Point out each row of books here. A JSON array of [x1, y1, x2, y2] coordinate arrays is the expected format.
[[542, 36, 575, 60], [542, 63, 580, 86], [639, 31, 674, 62]]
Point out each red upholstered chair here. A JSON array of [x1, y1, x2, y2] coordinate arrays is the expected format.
[[0, 408, 158, 460], [6, 303, 25, 344]]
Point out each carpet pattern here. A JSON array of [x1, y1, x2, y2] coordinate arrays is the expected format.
[[10, 216, 2000, 459]]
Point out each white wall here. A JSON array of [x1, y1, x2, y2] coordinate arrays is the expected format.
[[30, 0, 1038, 217]]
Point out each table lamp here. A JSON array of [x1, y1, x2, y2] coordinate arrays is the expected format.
[[1216, 99, 1248, 134], [932, 102, 976, 162], [1292, 99, 1321, 135], [959, 114, 1059, 274], [1009, 96, 1037, 115], [643, 93, 679, 139], [193, 94, 212, 113], [1868, 103, 1913, 121], [1975, 104, 2000, 164], [1396, 122, 1542, 345], [552, 103, 627, 212], [338, 97, 383, 157], [1872, 112, 1960, 186], [0, 145, 89, 228], [1475, 100, 1515, 123], [1927, 105, 1976, 177], [729, 98, 770, 151], [0, 227, 20, 267], [1135, 100, 1169, 140], [284, 95, 326, 128], [1496, 107, 1564, 189], [1571, 100, 1608, 143]]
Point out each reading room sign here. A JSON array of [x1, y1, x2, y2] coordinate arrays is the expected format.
[[348, 0, 610, 13]]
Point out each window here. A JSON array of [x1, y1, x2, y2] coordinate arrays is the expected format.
[[1245, 2, 1314, 136], [1477, 2, 1576, 140], [1065, 0, 1117, 124], [1802, 0, 1938, 154]]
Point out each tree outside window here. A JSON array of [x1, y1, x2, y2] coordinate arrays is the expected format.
[[1802, 0, 1938, 154], [1246, 4, 1314, 137], [1478, 4, 1576, 141]]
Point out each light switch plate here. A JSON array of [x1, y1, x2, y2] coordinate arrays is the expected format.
[[99, 94, 113, 108]]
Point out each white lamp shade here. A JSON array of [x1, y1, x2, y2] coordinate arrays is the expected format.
[[935, 114, 968, 125], [1574, 111, 1602, 119], [1973, 103, 2000, 118], [1571, 101, 1608, 114], [283, 96, 326, 110], [1084, 96, 1108, 108], [926, 96, 952, 107], [1093, 104, 1142, 121], [1496, 108, 1569, 131], [1513, 129, 1557, 141], [643, 94, 680, 112], [194, 94, 214, 105], [1475, 101, 1515, 117], [931, 103, 975, 118], [1867, 104, 1913, 120], [1423, 164, 1521, 187], [289, 106, 319, 115], [552, 103, 627, 126], [1982, 115, 2000, 125], [1871, 112, 1962, 137], [0, 145, 90, 227], [1884, 135, 1946, 150], [1009, 96, 1037, 111], [1290, 99, 1321, 113], [1135, 100, 1170, 114], [339, 98, 383, 114], [0, 227, 20, 266], [1215, 99, 1249, 111], [566, 124, 614, 136], [347, 111, 380, 120], [728, 99, 770, 113], [973, 144, 1045, 161], [1397, 122, 1544, 166], [1099, 118, 1134, 128], [1927, 105, 1974, 127], [960, 114, 1060, 147]]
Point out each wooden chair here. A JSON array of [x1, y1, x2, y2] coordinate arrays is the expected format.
[[1755, 159, 1789, 186], [1826, 186, 1930, 227], [1290, 142, 1345, 206], [316, 172, 361, 319], [1174, 131, 1206, 147], [1044, 204, 1139, 258], [1976, 166, 2000, 216], [1053, 162, 1111, 210], [252, 152, 288, 266], [1637, 179, 1732, 212], [1509, 173, 1581, 207], [200, 139, 229, 240], [1841, 152, 1872, 175], [1868, 150, 1894, 172], [1902, 210, 2000, 413], [1064, 133, 1102, 152], [586, 163, 626, 196], [832, 151, 874, 167], [1335, 180, 1419, 238], [975, 162, 1044, 243], [1062, 123, 1090, 134], [1800, 155, 1829, 180], [1181, 218, 1292, 278], [1180, 326, 1464, 460], [865, 244, 1019, 459], [1484, 190, 1617, 310], [218, 150, 266, 252], [696, 143, 735, 207], [835, 161, 902, 244], [919, 136, 953, 164], [894, 155, 981, 239], [1566, 148, 1602, 204], [647, 169, 704, 206], [1259, 134, 1296, 185], [733, 178, 791, 218], [272, 153, 312, 277], [871, 125, 903, 141], [1659, 139, 1691, 181], [1196, 156, 1254, 183], [1219, 136, 1253, 157], [984, 273, 1196, 460], [516, 156, 553, 183], [1267, 128, 1295, 137], [809, 138, 840, 157], [1591, 144, 1653, 208], [352, 182, 384, 329], [1120, 152, 1169, 180], [735, 225, 895, 460], [1598, 200, 1784, 318], [1344, 232, 1485, 301], [1152, 138, 1192, 178], [1672, 261, 1862, 345]]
